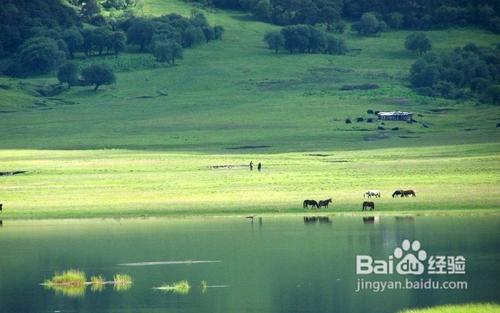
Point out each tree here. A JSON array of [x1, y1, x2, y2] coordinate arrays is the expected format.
[[18, 36, 66, 75], [62, 27, 83, 58], [387, 12, 404, 29], [57, 62, 79, 88], [182, 26, 205, 47], [81, 64, 116, 91], [252, 0, 272, 20], [93, 27, 112, 55], [357, 12, 383, 36], [281, 25, 311, 53], [325, 35, 346, 55], [307, 27, 327, 53], [153, 41, 183, 64], [202, 26, 215, 42], [213, 25, 225, 40], [81, 0, 100, 19], [317, 1, 341, 30], [81, 29, 94, 56], [264, 31, 284, 54], [409, 58, 438, 88], [127, 19, 154, 51], [109, 31, 126, 55], [405, 33, 432, 56]]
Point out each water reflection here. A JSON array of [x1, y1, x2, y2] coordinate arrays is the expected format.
[[303, 216, 331, 224], [362, 216, 379, 224], [44, 284, 86, 298], [0, 216, 498, 313], [395, 216, 415, 222]]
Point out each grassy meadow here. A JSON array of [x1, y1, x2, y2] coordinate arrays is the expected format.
[[398, 303, 500, 313], [0, 0, 499, 218]]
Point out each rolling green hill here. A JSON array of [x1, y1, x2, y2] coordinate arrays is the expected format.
[[0, 0, 499, 218]]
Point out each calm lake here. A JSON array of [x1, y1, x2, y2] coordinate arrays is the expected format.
[[0, 215, 499, 313]]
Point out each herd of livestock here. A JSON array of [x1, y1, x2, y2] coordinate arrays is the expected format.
[[303, 189, 416, 211]]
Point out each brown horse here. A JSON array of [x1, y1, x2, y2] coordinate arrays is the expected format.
[[362, 201, 375, 211], [318, 198, 332, 209], [303, 200, 319, 209], [0, 203, 2, 212], [403, 190, 416, 197]]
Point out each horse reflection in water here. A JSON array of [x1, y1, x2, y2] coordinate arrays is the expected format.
[[303, 216, 331, 224], [362, 216, 380, 224], [395, 216, 415, 222]]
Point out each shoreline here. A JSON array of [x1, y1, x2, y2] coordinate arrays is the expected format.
[[1, 208, 499, 222]]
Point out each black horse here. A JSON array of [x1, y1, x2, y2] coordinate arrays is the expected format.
[[318, 198, 332, 209], [0, 203, 2, 212], [303, 200, 319, 209], [392, 190, 404, 198], [362, 201, 375, 211]]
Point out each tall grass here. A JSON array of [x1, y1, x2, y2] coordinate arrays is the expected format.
[[154, 280, 191, 295], [113, 274, 133, 291], [43, 271, 133, 296], [43, 270, 87, 297], [90, 275, 106, 292], [44, 269, 86, 286]]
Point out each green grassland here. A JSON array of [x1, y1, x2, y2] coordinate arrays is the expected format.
[[0, 0, 499, 219], [398, 303, 500, 313]]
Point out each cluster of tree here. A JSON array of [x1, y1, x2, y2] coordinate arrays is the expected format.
[[409, 44, 500, 104], [342, 0, 500, 33], [99, 0, 138, 10], [119, 11, 224, 63], [405, 33, 432, 56], [184, 0, 500, 33], [351, 12, 387, 36], [0, 0, 80, 56], [264, 25, 346, 55], [1, 0, 224, 76], [57, 63, 116, 91], [188, 0, 343, 28]]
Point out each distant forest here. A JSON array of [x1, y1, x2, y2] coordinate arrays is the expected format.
[[186, 0, 500, 32]]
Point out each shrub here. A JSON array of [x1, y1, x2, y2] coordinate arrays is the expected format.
[[17, 36, 66, 75], [57, 63, 79, 88], [81, 64, 116, 91]]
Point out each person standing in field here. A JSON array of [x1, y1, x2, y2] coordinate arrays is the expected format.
[[249, 161, 253, 171], [257, 162, 262, 172]]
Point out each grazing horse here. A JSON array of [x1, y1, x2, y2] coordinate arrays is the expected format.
[[0, 203, 2, 212], [392, 190, 404, 198], [318, 198, 332, 209], [303, 200, 319, 209], [364, 190, 381, 198], [403, 190, 416, 197], [362, 201, 375, 211]]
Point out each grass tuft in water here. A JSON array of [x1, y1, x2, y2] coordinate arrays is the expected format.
[[43, 269, 87, 297], [90, 275, 106, 292], [154, 280, 191, 295], [44, 269, 86, 287], [201, 280, 208, 293], [113, 274, 132, 291]]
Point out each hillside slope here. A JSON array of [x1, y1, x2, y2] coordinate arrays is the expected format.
[[0, 0, 498, 152]]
